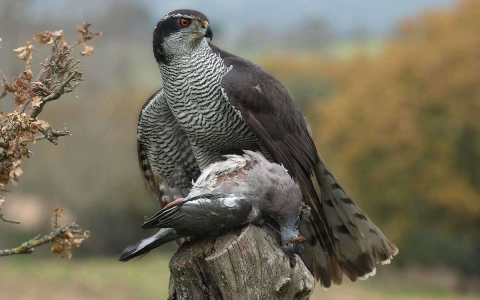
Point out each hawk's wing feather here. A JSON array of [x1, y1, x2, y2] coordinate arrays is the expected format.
[[218, 54, 340, 283], [215, 46, 398, 287], [137, 90, 162, 201]]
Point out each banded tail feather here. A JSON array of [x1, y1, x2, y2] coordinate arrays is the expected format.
[[309, 159, 398, 286]]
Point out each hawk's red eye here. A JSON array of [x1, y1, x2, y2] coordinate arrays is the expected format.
[[179, 18, 191, 27]]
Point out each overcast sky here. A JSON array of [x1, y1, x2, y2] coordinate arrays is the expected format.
[[28, 0, 454, 38], [141, 0, 453, 36]]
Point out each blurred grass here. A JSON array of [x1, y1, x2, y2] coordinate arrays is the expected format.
[[1, 254, 171, 300], [1, 254, 478, 300]]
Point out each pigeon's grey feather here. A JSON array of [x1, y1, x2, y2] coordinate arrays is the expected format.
[[119, 228, 180, 262], [121, 152, 305, 261]]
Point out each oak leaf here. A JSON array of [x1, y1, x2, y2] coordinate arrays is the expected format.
[[33, 30, 63, 44], [80, 44, 94, 56], [13, 41, 34, 66], [31, 96, 42, 108]]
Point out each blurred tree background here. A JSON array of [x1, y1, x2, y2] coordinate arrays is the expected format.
[[1, 0, 479, 298], [317, 0, 480, 278], [262, 0, 480, 283]]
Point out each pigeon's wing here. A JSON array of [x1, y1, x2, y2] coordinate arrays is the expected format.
[[142, 193, 254, 235]]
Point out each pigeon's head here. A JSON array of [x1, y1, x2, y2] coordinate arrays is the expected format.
[[273, 203, 310, 255], [277, 214, 306, 255], [153, 9, 213, 64]]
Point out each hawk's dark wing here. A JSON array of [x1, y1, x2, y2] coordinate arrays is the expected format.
[[137, 88, 200, 207], [212, 44, 398, 287]]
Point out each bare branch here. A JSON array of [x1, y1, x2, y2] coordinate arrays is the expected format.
[[35, 125, 71, 145], [29, 71, 80, 119], [19, 49, 54, 113], [0, 125, 70, 148], [0, 23, 98, 256], [0, 222, 80, 256], [0, 89, 7, 100], [0, 214, 21, 224], [0, 38, 5, 100]]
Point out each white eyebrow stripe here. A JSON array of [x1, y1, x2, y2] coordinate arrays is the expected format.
[[161, 14, 195, 21]]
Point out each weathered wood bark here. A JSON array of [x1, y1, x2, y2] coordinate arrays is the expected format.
[[168, 225, 314, 300]]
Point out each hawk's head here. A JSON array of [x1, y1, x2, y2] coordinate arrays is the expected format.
[[153, 9, 213, 64]]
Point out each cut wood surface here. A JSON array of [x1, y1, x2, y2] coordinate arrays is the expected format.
[[168, 225, 314, 300]]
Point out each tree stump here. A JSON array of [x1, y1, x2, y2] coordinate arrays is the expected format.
[[168, 225, 314, 300]]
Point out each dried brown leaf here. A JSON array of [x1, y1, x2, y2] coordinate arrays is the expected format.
[[33, 33, 52, 45], [20, 69, 33, 82], [31, 96, 42, 108], [33, 30, 64, 45], [53, 208, 64, 219], [76, 22, 101, 44], [32, 119, 49, 129], [7, 69, 34, 106], [2, 77, 15, 94], [51, 30, 64, 40], [80, 44, 94, 56], [13, 41, 34, 66], [15, 94, 28, 106], [50, 208, 89, 259], [8, 160, 22, 185]]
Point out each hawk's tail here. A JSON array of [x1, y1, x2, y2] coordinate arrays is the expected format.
[[119, 228, 180, 262], [306, 160, 398, 287]]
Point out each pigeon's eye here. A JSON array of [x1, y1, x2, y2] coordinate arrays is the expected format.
[[179, 18, 191, 27]]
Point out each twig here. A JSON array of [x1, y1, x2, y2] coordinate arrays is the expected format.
[[29, 71, 79, 119], [0, 24, 97, 257], [19, 49, 54, 114], [0, 126, 70, 148], [0, 214, 21, 224], [0, 38, 5, 99], [36, 125, 71, 145], [0, 222, 78, 256]]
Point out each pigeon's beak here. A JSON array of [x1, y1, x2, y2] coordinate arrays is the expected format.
[[277, 216, 306, 255], [281, 227, 305, 255], [203, 21, 213, 41]]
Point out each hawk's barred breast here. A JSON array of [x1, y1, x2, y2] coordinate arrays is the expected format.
[[159, 39, 263, 168]]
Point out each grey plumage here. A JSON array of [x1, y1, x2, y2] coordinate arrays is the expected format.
[[136, 9, 398, 287], [137, 89, 199, 204], [120, 151, 306, 262]]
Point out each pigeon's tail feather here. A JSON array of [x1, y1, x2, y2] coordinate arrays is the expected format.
[[119, 228, 180, 262], [310, 159, 398, 286]]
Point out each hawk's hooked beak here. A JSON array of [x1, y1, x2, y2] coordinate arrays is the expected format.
[[203, 21, 213, 41]]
